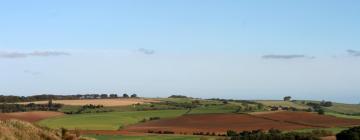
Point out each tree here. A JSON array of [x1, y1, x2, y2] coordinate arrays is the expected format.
[[320, 100, 333, 107], [109, 94, 118, 98], [131, 94, 137, 98], [93, 94, 100, 99], [123, 94, 129, 98], [283, 96, 292, 101], [100, 94, 108, 99], [169, 95, 188, 98], [48, 99, 53, 110], [227, 130, 238, 136], [268, 128, 282, 135], [318, 109, 325, 115], [337, 126, 360, 140]]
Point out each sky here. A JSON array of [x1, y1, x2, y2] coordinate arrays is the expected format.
[[0, 0, 360, 103]]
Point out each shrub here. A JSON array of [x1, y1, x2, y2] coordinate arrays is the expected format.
[[336, 126, 360, 140], [227, 130, 238, 136], [149, 117, 160, 121], [318, 109, 325, 115]]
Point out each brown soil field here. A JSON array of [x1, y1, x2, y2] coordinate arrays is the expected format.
[[0, 111, 64, 122], [19, 98, 159, 106], [124, 113, 311, 134], [258, 111, 360, 127], [124, 112, 360, 134]]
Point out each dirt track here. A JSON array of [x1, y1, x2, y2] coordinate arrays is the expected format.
[[0, 111, 64, 122], [124, 112, 360, 134]]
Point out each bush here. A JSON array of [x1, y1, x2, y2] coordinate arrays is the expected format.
[[227, 130, 238, 136], [149, 117, 160, 121], [318, 109, 325, 115], [168, 95, 188, 98], [337, 126, 360, 140], [229, 129, 321, 140]]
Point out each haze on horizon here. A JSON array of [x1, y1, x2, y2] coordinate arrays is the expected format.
[[1, 0, 360, 103]]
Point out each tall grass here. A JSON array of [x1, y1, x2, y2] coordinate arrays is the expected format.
[[0, 119, 61, 140]]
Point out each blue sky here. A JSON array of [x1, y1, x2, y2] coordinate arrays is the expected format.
[[1, 0, 360, 103]]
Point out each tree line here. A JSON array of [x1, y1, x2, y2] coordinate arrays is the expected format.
[[0, 93, 138, 103], [0, 101, 63, 113], [227, 129, 332, 140]]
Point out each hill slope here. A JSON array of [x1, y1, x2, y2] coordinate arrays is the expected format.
[[0, 119, 61, 140]]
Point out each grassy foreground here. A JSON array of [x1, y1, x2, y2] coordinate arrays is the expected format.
[[0, 120, 61, 140], [38, 110, 187, 130]]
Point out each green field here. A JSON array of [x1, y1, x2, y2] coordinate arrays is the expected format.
[[85, 135, 203, 140], [325, 112, 360, 119], [255, 100, 309, 109], [38, 110, 187, 130], [59, 105, 136, 114], [292, 127, 348, 134], [325, 103, 360, 114], [187, 104, 240, 114]]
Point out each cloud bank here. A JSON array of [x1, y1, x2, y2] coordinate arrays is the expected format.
[[262, 54, 308, 59], [24, 70, 41, 76], [137, 48, 155, 55], [0, 51, 70, 59], [347, 49, 360, 57]]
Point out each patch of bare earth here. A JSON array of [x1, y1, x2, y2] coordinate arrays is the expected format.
[[124, 112, 360, 134], [19, 98, 159, 107], [0, 111, 64, 122], [321, 136, 336, 140]]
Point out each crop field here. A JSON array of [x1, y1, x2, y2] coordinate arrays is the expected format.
[[124, 111, 360, 134], [38, 110, 188, 130], [0, 111, 64, 122], [325, 112, 360, 119], [258, 111, 360, 127], [255, 100, 309, 109], [324, 103, 360, 114], [20, 98, 158, 107], [187, 104, 239, 114]]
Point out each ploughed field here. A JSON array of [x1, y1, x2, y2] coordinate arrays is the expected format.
[[19, 98, 158, 106], [124, 111, 360, 134], [0, 111, 64, 122]]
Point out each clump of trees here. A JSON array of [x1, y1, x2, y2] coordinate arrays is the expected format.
[[0, 93, 136, 103], [283, 96, 292, 101], [225, 129, 332, 140], [0, 102, 63, 113], [122, 94, 137, 98], [147, 130, 175, 134], [169, 95, 188, 98], [139, 117, 161, 123], [63, 104, 111, 114], [336, 126, 360, 140], [306, 100, 333, 115], [319, 100, 333, 107]]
